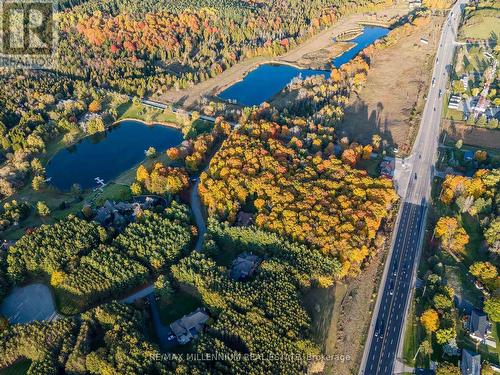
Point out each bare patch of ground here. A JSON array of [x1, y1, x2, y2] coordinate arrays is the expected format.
[[442, 120, 500, 149], [297, 43, 354, 70], [323, 249, 385, 375], [339, 16, 446, 154]]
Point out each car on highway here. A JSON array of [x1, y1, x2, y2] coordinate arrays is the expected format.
[[374, 319, 384, 338], [432, 77, 436, 86], [389, 280, 394, 295], [392, 262, 398, 276], [414, 173, 417, 179], [439, 89, 442, 97]]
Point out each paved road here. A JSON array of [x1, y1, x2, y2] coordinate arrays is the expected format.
[[359, 2, 467, 374]]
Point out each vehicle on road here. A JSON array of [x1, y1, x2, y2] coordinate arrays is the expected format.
[[439, 89, 442, 97], [374, 320, 384, 338], [414, 173, 417, 180], [389, 280, 394, 295], [392, 262, 397, 276], [432, 77, 436, 86]]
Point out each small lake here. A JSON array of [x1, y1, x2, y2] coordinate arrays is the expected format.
[[332, 26, 389, 68], [218, 64, 330, 106], [1, 283, 58, 324], [46, 120, 184, 191], [219, 25, 388, 106]]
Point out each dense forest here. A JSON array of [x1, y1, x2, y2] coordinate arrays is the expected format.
[[54, 0, 387, 95], [0, 302, 167, 374], [199, 119, 397, 276], [0, 221, 341, 374], [5, 201, 194, 311]]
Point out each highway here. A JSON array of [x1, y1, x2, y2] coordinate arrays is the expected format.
[[359, 1, 467, 374]]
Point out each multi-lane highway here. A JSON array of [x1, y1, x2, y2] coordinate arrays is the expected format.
[[359, 1, 467, 374]]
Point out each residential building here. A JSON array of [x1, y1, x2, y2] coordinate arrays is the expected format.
[[230, 252, 261, 280], [469, 309, 490, 340], [448, 95, 461, 110], [170, 308, 209, 345], [236, 211, 253, 227], [463, 150, 474, 162], [461, 349, 480, 375]]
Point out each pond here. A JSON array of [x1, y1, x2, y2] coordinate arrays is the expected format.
[[0, 283, 58, 324], [218, 25, 389, 106], [46, 120, 184, 191], [218, 64, 330, 106], [332, 25, 389, 68]]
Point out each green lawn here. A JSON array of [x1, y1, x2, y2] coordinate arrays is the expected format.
[[1, 182, 131, 240], [158, 288, 202, 326], [461, 14, 500, 40], [446, 109, 464, 122], [117, 102, 179, 124], [402, 298, 420, 366], [0, 360, 31, 375]]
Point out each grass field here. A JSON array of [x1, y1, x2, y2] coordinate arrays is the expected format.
[[402, 298, 419, 366], [460, 12, 500, 40], [117, 102, 179, 125], [0, 360, 31, 375]]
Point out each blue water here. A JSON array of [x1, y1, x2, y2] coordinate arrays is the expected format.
[[219, 26, 388, 106], [219, 64, 330, 106], [46, 120, 184, 191], [332, 26, 389, 68]]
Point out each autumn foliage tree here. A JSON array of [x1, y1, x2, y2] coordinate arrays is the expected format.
[[199, 120, 398, 277], [88, 99, 102, 113], [434, 217, 469, 257], [469, 261, 497, 283], [135, 162, 189, 195], [420, 309, 439, 333]]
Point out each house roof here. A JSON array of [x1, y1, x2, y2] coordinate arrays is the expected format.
[[237, 211, 253, 226], [230, 252, 260, 280], [461, 349, 481, 375], [463, 150, 474, 160], [170, 308, 209, 338], [470, 309, 488, 338]]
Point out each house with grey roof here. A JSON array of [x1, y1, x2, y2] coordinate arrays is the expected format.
[[461, 349, 480, 375], [468, 309, 495, 347], [169, 308, 209, 345], [230, 252, 260, 281], [469, 309, 489, 339]]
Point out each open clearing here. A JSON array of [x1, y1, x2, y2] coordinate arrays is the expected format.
[[340, 16, 445, 154], [460, 6, 500, 40], [442, 120, 500, 150]]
